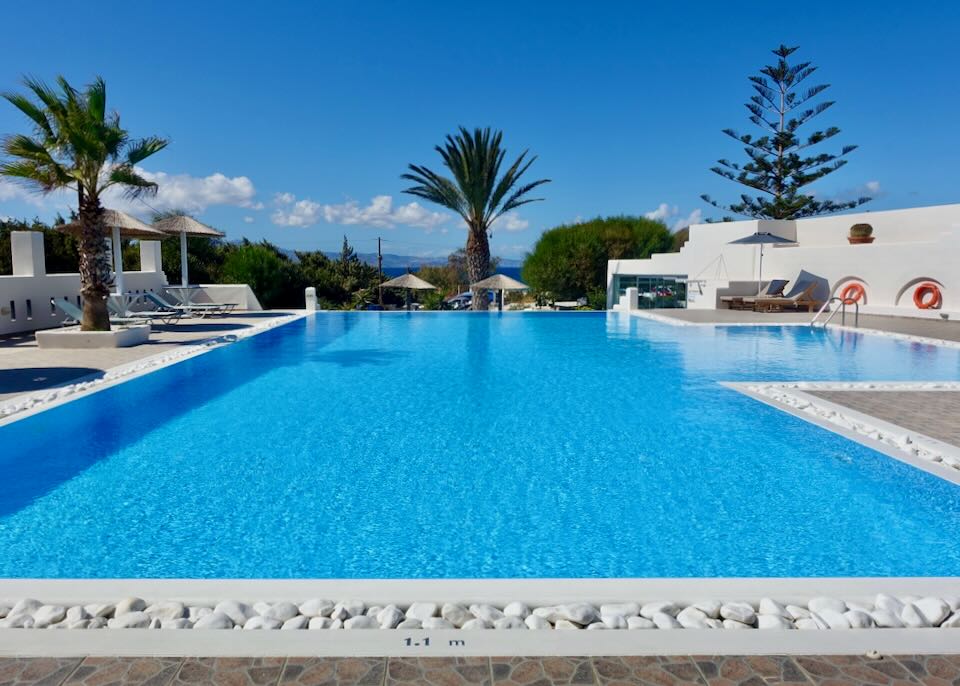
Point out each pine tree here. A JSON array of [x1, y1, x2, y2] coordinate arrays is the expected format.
[[701, 45, 870, 220]]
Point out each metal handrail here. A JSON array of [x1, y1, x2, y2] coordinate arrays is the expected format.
[[811, 296, 859, 329]]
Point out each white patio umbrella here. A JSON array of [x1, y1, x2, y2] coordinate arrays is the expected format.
[[381, 273, 436, 310], [59, 209, 167, 295], [152, 215, 226, 287], [470, 273, 530, 311], [727, 232, 796, 295]]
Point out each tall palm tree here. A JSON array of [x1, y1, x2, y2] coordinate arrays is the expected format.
[[402, 127, 549, 310], [1, 76, 167, 330]]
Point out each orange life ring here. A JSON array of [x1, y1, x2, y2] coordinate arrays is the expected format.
[[914, 282, 942, 309], [839, 283, 866, 305]]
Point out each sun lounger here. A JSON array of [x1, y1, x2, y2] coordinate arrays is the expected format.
[[51, 297, 143, 327], [753, 282, 821, 312], [721, 279, 789, 309], [144, 291, 224, 317], [107, 298, 183, 325], [155, 290, 237, 316]]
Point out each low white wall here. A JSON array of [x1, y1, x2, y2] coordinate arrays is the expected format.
[[187, 284, 263, 310], [608, 204, 960, 316]]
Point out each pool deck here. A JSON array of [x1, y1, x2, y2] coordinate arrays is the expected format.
[[4, 653, 959, 685], [0, 312, 298, 403]]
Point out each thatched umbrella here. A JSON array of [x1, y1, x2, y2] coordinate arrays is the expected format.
[[470, 273, 529, 311], [381, 273, 436, 310], [152, 215, 226, 287], [59, 209, 167, 295]]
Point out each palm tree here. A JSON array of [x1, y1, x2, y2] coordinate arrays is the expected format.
[[402, 127, 549, 310], [1, 76, 167, 330]]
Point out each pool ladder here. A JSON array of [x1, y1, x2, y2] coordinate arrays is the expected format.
[[811, 296, 859, 329]]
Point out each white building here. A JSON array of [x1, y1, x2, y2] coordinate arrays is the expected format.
[[607, 204, 960, 318]]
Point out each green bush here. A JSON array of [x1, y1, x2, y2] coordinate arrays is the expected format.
[[222, 242, 305, 308], [522, 216, 672, 301]]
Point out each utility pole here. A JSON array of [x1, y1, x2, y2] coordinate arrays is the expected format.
[[377, 236, 383, 306]]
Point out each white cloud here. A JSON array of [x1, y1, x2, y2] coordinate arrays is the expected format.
[[865, 180, 881, 194], [243, 216, 255, 223], [645, 204, 702, 231], [271, 193, 450, 230], [492, 212, 529, 232]]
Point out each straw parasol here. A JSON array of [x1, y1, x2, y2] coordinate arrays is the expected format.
[[152, 215, 226, 287], [470, 273, 529, 311], [727, 232, 796, 295], [59, 209, 167, 295], [381, 273, 436, 310]]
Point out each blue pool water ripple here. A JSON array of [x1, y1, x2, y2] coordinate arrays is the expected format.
[[2, 312, 960, 578]]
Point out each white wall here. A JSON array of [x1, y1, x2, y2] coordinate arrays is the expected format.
[[607, 204, 960, 316]]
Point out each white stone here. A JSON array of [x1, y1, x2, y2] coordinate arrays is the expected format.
[[297, 598, 334, 617], [0, 606, 9, 619], [263, 601, 299, 622], [108, 611, 151, 629], [396, 618, 421, 629], [146, 601, 186, 621], [282, 616, 309, 630], [873, 593, 903, 617], [786, 605, 811, 620], [704, 618, 724, 629], [901, 603, 931, 628], [844, 610, 875, 629], [365, 606, 383, 618], [941, 612, 960, 628], [329, 619, 343, 629], [795, 618, 820, 630], [915, 597, 951, 626], [377, 605, 405, 629], [308, 617, 333, 630], [0, 614, 34, 629], [32, 605, 66, 628], [870, 609, 904, 628], [586, 622, 606, 630], [720, 602, 756, 625], [818, 609, 851, 629], [600, 603, 639, 619], [553, 603, 598, 625], [758, 598, 789, 617], [149, 617, 161, 629], [470, 603, 505, 624], [344, 615, 379, 629], [946, 597, 960, 612], [846, 600, 874, 613], [677, 606, 710, 629], [809, 597, 847, 615], [244, 616, 282, 630], [441, 603, 472, 628], [87, 617, 107, 629], [161, 618, 192, 629], [188, 607, 212, 621], [757, 614, 793, 630], [461, 619, 491, 630], [652, 612, 682, 629], [627, 616, 656, 629], [503, 602, 530, 618], [602, 615, 628, 630], [85, 604, 114, 619], [722, 619, 752, 630], [194, 612, 234, 630], [65, 606, 89, 623], [525, 615, 551, 630], [11, 599, 42, 616], [332, 599, 365, 619], [640, 601, 680, 619], [406, 602, 438, 622], [422, 617, 455, 630], [554, 620, 580, 630], [114, 597, 147, 617], [66, 619, 90, 629], [253, 602, 272, 616], [494, 616, 526, 630], [692, 600, 722, 619], [214, 601, 255, 625]]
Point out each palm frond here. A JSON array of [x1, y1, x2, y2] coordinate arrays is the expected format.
[[125, 136, 168, 165], [104, 164, 159, 197]]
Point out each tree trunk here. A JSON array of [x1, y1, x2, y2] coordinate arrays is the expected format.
[[77, 196, 112, 331], [466, 223, 490, 311]]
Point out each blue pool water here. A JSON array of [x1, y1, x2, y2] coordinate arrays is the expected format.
[[2, 312, 960, 578]]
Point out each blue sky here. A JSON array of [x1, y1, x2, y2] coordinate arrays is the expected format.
[[0, 1, 958, 260]]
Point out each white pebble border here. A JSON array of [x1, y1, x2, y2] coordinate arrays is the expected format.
[[2, 594, 960, 631], [0, 313, 305, 424], [742, 382, 960, 473]]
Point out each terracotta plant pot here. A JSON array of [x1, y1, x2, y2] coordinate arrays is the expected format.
[[847, 236, 875, 244]]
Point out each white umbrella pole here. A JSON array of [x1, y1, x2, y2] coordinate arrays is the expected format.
[[111, 224, 124, 295], [757, 244, 764, 296], [180, 230, 189, 287]]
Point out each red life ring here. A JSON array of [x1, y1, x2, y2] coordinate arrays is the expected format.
[[913, 282, 942, 309], [839, 283, 866, 305]]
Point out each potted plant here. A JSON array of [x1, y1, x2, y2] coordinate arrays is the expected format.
[[848, 223, 875, 244]]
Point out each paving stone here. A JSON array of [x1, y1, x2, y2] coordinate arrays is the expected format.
[[892, 655, 960, 686], [0, 658, 82, 686], [593, 656, 705, 685], [692, 655, 808, 685], [794, 655, 917, 686], [280, 657, 385, 685], [387, 657, 492, 685], [491, 656, 594, 685], [173, 658, 285, 686], [65, 658, 182, 686]]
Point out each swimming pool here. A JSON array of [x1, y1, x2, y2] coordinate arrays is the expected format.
[[2, 312, 960, 579]]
